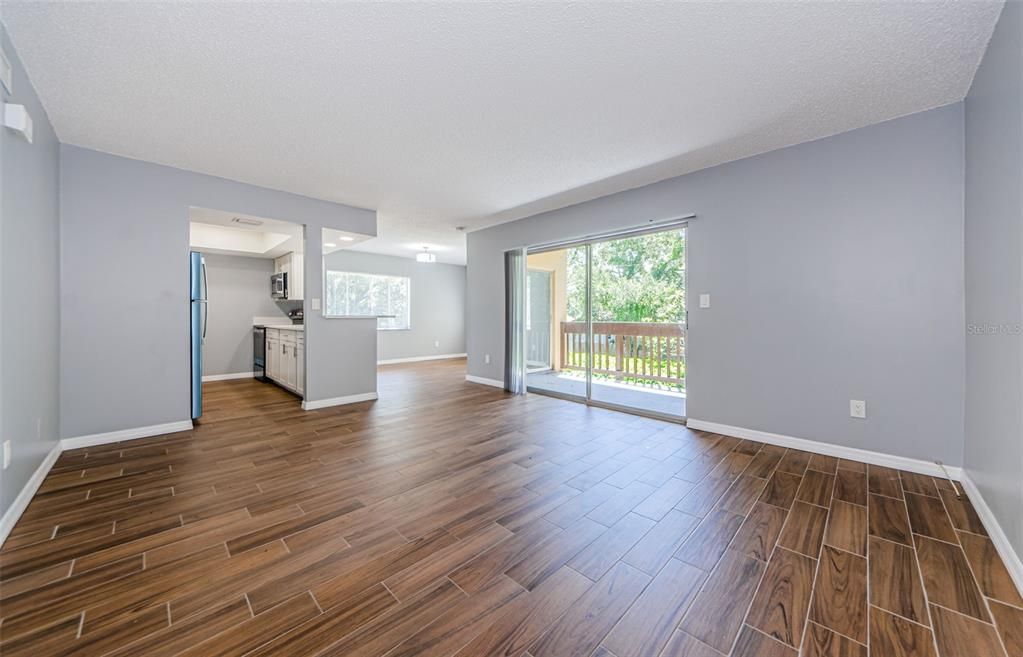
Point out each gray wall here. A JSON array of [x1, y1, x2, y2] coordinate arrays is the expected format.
[[964, 1, 1023, 563], [323, 250, 466, 361], [0, 25, 61, 519], [468, 103, 966, 465], [202, 254, 288, 377], [60, 145, 377, 438]]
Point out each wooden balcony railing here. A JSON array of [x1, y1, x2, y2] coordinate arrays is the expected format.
[[560, 321, 686, 386]]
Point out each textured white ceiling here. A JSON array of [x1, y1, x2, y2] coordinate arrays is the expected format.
[[2, 1, 1002, 265]]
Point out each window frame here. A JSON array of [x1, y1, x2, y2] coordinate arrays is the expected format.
[[322, 270, 412, 331]]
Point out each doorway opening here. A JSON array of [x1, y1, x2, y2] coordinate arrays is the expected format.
[[522, 224, 687, 421]]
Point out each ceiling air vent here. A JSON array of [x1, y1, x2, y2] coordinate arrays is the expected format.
[[231, 217, 263, 226]]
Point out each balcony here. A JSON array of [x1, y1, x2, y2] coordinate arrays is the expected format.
[[527, 321, 686, 417]]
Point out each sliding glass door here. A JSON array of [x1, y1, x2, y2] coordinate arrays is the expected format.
[[525, 245, 588, 400], [588, 228, 686, 418], [522, 225, 687, 420]]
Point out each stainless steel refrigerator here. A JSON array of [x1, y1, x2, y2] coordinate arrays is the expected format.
[[190, 251, 207, 420]]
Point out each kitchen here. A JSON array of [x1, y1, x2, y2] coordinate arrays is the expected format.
[[188, 206, 373, 420]]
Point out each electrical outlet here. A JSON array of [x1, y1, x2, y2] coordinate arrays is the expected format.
[[485, 353, 491, 364], [850, 400, 866, 419], [2, 441, 11, 470]]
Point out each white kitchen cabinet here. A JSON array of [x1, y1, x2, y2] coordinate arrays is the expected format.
[[273, 252, 304, 301], [281, 342, 297, 391], [296, 340, 305, 395], [265, 329, 280, 380], [263, 327, 303, 398]]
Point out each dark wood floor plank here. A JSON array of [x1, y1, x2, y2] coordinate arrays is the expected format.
[[777, 501, 828, 558], [869, 493, 913, 546], [451, 566, 592, 657], [833, 469, 867, 507], [796, 470, 834, 507], [382, 524, 511, 601], [448, 518, 562, 594], [760, 471, 803, 510], [930, 603, 1005, 657], [678, 551, 765, 653], [176, 592, 320, 657], [543, 483, 617, 528], [939, 489, 988, 536], [990, 600, 1023, 657], [905, 492, 959, 544], [809, 545, 868, 644], [530, 562, 650, 657], [801, 621, 867, 657], [917, 535, 991, 622], [674, 508, 745, 571], [634, 477, 695, 521], [777, 450, 812, 475], [318, 578, 467, 657], [621, 509, 701, 575], [657, 631, 724, 657], [808, 454, 840, 475], [586, 481, 657, 526], [900, 471, 939, 498], [566, 513, 654, 581], [746, 446, 785, 479], [868, 465, 904, 500], [360, 577, 520, 657], [104, 597, 252, 657], [869, 536, 929, 626], [504, 516, 607, 590], [746, 546, 817, 647], [731, 502, 789, 562], [731, 625, 798, 657], [825, 500, 867, 556], [869, 606, 937, 657], [603, 558, 706, 657], [958, 530, 1023, 608]]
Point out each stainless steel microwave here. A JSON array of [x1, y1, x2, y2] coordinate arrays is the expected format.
[[271, 272, 288, 299]]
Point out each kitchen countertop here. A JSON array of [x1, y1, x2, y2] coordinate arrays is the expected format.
[[258, 324, 304, 331]]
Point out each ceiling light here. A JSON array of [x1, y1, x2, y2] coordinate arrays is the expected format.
[[324, 242, 337, 248], [231, 217, 263, 226], [416, 247, 436, 263]]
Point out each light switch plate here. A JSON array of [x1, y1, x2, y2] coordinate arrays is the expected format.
[[850, 400, 866, 419], [311, 298, 321, 311], [699, 294, 711, 309], [2, 440, 11, 470]]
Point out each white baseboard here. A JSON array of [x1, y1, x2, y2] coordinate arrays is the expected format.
[[61, 420, 194, 451], [0, 443, 62, 548], [685, 418, 963, 480], [2, 419, 194, 547], [202, 372, 255, 382], [960, 472, 1023, 597], [465, 374, 505, 389], [302, 392, 378, 411], [378, 353, 467, 365]]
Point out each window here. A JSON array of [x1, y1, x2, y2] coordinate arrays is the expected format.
[[323, 271, 411, 330]]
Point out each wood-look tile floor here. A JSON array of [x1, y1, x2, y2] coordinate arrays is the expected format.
[[1, 359, 1020, 657]]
